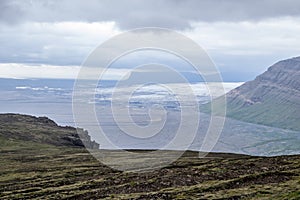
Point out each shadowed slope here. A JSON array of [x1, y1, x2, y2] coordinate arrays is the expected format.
[[0, 113, 99, 149]]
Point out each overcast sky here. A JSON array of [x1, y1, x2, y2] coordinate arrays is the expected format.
[[1, 0, 300, 81]]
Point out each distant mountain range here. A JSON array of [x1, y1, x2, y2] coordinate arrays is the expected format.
[[0, 113, 99, 149], [204, 56, 300, 131]]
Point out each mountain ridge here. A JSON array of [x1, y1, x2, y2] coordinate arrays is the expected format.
[[0, 113, 99, 149], [204, 56, 300, 131]]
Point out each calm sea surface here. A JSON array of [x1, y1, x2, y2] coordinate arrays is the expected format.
[[0, 78, 299, 156]]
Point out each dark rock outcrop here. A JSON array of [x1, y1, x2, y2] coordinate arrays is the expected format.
[[0, 113, 99, 149]]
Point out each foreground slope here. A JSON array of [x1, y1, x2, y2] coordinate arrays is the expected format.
[[0, 114, 299, 199], [206, 56, 300, 131], [0, 144, 299, 199]]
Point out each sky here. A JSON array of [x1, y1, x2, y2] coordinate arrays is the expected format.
[[1, 0, 300, 81]]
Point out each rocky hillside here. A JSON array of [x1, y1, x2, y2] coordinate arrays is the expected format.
[[0, 113, 99, 149], [206, 56, 300, 131]]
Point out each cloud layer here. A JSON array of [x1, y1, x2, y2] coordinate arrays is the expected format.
[[1, 0, 300, 29], [1, 1, 300, 81]]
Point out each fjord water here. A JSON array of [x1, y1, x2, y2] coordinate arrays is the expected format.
[[0, 78, 299, 156]]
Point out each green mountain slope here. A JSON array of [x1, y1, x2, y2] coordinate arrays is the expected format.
[[203, 56, 300, 131]]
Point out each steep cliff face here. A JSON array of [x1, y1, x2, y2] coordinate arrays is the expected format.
[[0, 113, 99, 149], [208, 57, 300, 131]]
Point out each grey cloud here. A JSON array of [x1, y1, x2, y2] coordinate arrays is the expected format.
[[1, 0, 300, 29], [0, 0, 24, 24]]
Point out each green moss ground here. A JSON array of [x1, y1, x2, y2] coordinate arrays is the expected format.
[[1, 137, 299, 199]]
